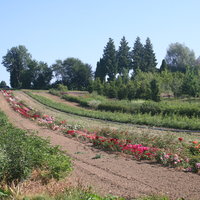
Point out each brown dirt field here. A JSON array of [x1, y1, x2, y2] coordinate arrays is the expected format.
[[0, 92, 200, 199]]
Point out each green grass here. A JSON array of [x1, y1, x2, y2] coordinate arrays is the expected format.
[[24, 189, 124, 200], [26, 91, 200, 130], [23, 189, 173, 200]]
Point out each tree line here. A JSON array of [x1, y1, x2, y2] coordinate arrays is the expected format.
[[1, 46, 92, 90], [91, 37, 200, 100], [1, 37, 200, 100], [95, 36, 157, 82]]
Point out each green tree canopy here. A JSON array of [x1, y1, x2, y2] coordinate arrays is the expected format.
[[21, 60, 52, 89], [165, 43, 196, 73], [32, 62, 52, 89], [52, 57, 93, 90], [0, 81, 7, 88], [2, 45, 31, 88]]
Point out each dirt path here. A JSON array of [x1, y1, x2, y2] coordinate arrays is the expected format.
[[0, 92, 200, 200]]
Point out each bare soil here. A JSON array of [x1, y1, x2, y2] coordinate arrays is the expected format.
[[0, 92, 200, 199]]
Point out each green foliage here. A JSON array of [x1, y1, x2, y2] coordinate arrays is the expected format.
[[26, 91, 200, 130], [117, 84, 128, 100], [182, 68, 200, 97], [62, 94, 89, 107], [24, 188, 124, 200], [31, 61, 52, 89], [107, 85, 117, 99], [49, 89, 62, 97], [52, 58, 93, 90], [142, 37, 157, 72], [117, 36, 131, 75], [165, 42, 196, 73], [127, 82, 136, 100], [56, 84, 68, 92], [131, 36, 144, 73], [0, 81, 7, 88], [93, 78, 104, 95], [150, 79, 160, 102], [87, 80, 94, 93], [2, 45, 31, 88], [95, 58, 107, 82], [0, 110, 72, 184], [101, 38, 117, 81], [159, 59, 168, 72]]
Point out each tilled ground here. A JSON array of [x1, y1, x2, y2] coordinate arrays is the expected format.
[[0, 91, 200, 199]]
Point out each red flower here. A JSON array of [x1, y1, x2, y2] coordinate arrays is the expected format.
[[178, 137, 183, 142], [67, 130, 75, 135], [192, 141, 198, 144]]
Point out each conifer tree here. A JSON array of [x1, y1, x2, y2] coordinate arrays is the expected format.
[[143, 37, 157, 72], [117, 36, 131, 75], [150, 79, 160, 102], [159, 59, 168, 72], [95, 58, 106, 82], [102, 38, 117, 81], [131, 37, 144, 73]]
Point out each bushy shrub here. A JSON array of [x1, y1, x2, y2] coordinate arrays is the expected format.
[[117, 84, 128, 100], [0, 110, 72, 184], [107, 86, 117, 98], [62, 94, 89, 107], [140, 101, 162, 115], [56, 84, 68, 92]]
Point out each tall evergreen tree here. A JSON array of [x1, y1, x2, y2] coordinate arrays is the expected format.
[[117, 36, 131, 75], [142, 37, 157, 72], [95, 58, 106, 82], [131, 37, 144, 73], [102, 38, 117, 81], [159, 59, 168, 72]]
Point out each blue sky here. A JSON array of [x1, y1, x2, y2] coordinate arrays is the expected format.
[[1, 0, 200, 86]]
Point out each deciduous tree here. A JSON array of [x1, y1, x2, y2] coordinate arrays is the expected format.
[[165, 43, 196, 73], [2, 45, 31, 88]]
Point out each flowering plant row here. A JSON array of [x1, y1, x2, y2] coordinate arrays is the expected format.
[[1, 90, 200, 173]]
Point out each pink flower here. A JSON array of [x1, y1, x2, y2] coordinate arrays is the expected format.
[[196, 163, 200, 169]]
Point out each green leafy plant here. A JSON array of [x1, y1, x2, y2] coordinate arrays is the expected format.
[[0, 110, 72, 185]]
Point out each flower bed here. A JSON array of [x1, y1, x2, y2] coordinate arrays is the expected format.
[[1, 90, 200, 173]]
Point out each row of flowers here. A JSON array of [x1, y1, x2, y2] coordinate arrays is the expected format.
[[1, 90, 200, 173]]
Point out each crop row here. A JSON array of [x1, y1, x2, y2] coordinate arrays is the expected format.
[[27, 91, 200, 130]]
